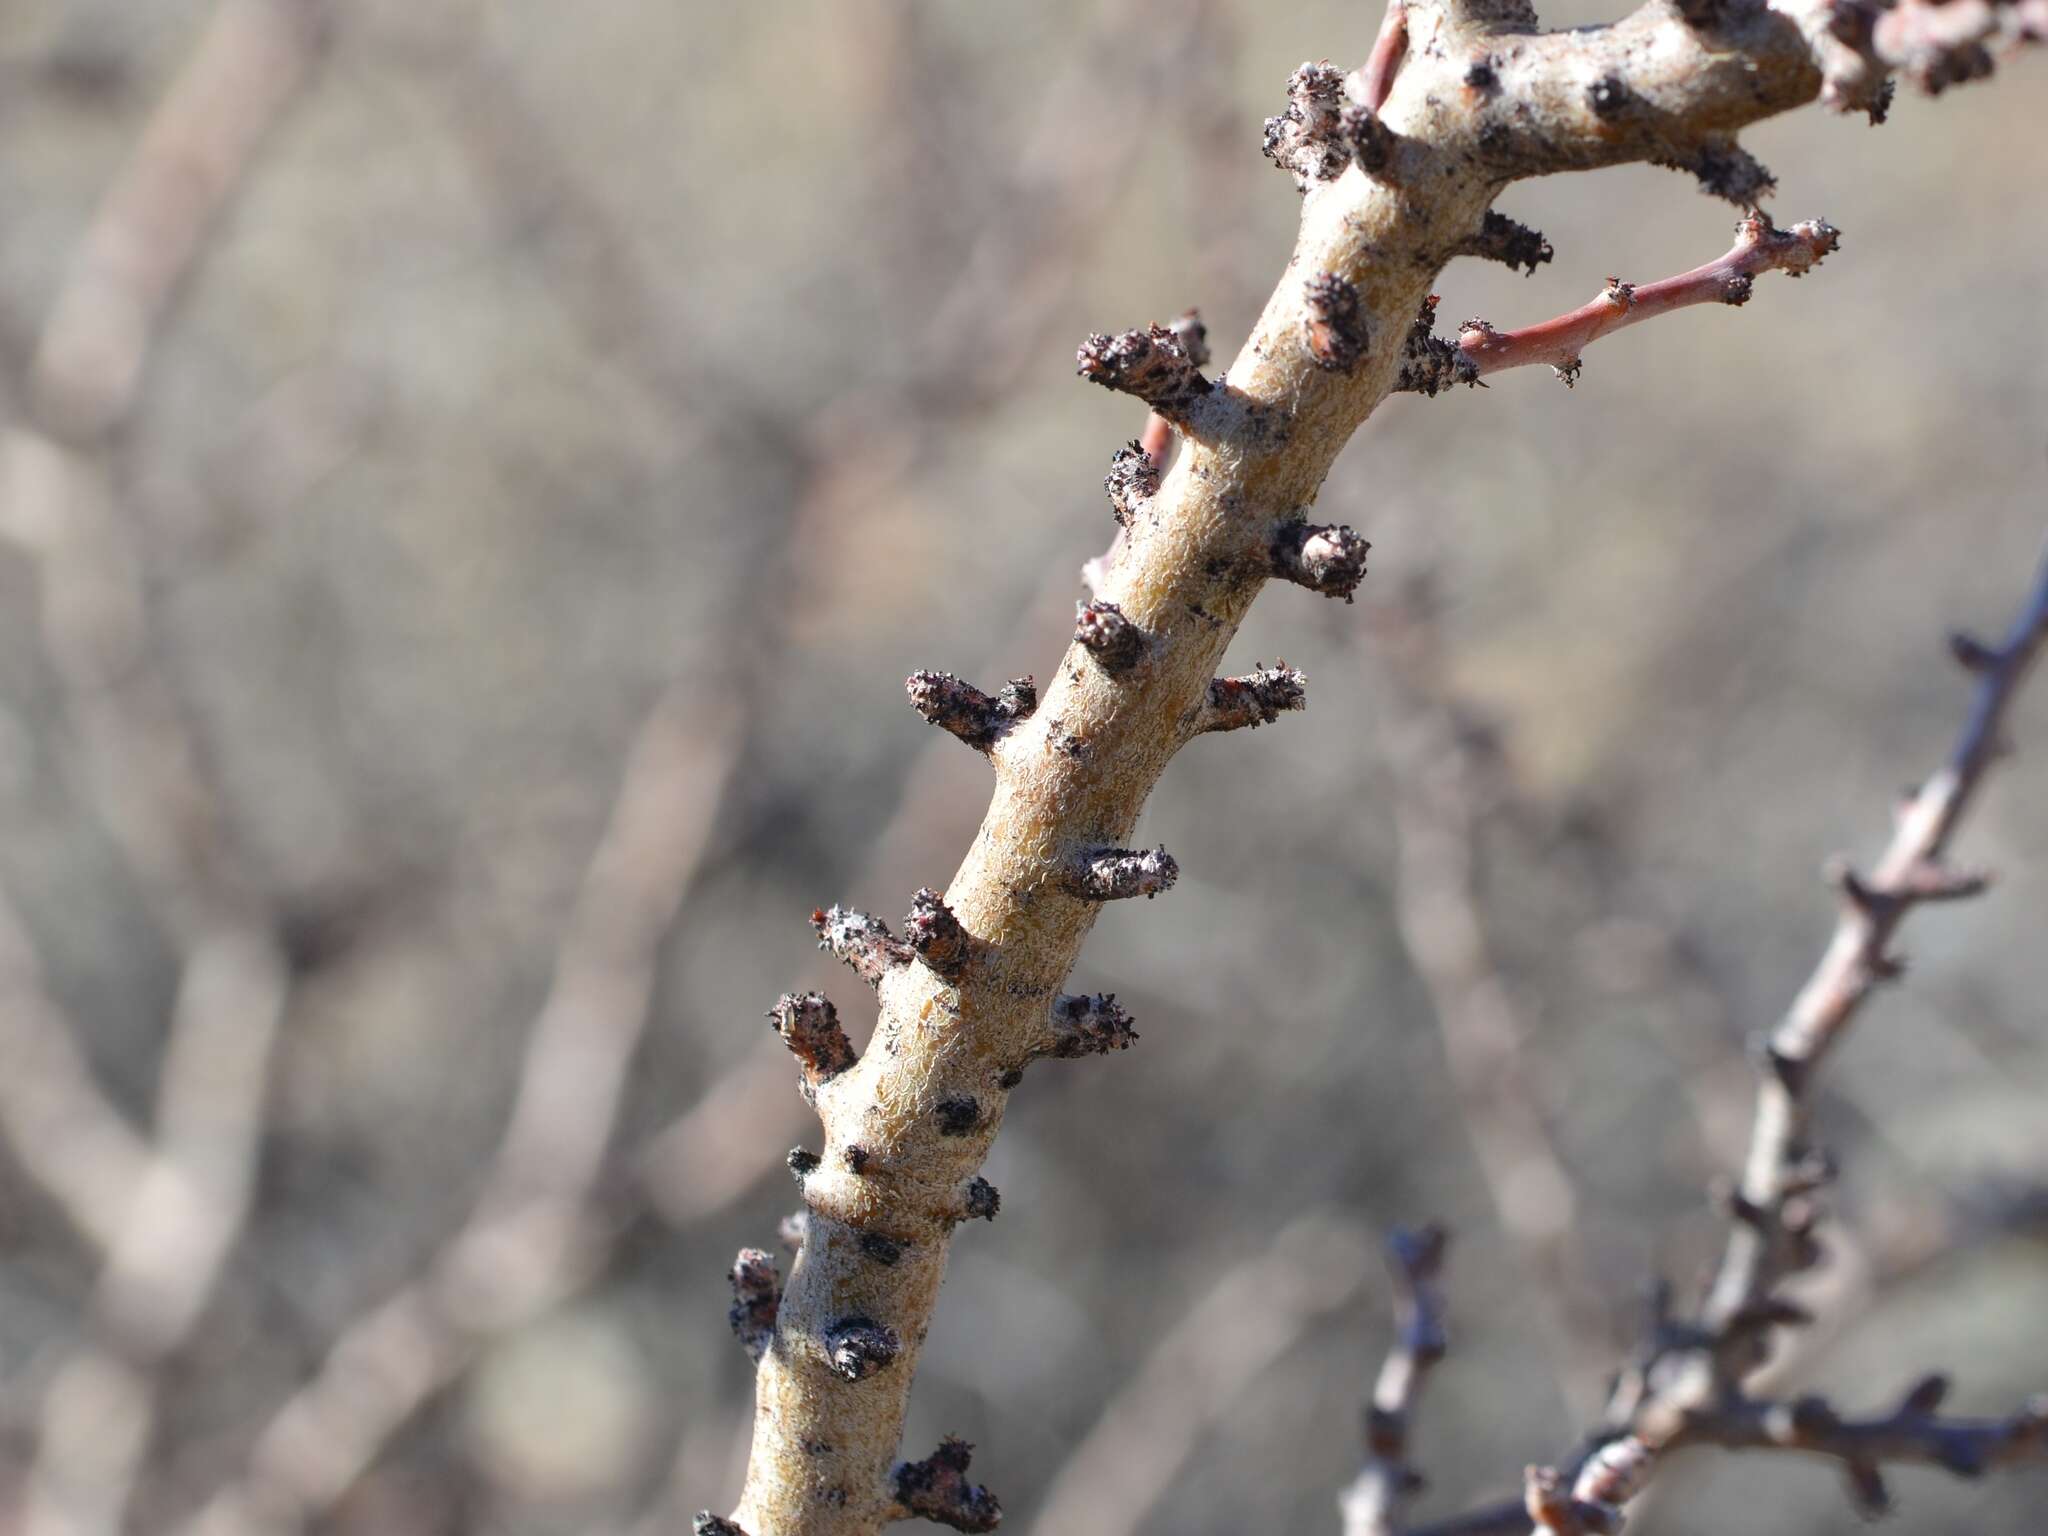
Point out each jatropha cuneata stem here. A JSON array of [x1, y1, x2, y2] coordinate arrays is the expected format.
[[716, 0, 2040, 1526]]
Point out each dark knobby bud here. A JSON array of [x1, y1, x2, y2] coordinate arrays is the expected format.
[[860, 1231, 905, 1265], [1263, 61, 1349, 189], [1898, 1372, 1951, 1417], [960, 1176, 1000, 1222], [1043, 992, 1138, 1057], [895, 1437, 1003, 1533], [1468, 210, 1553, 275], [1068, 846, 1180, 901], [1949, 629, 2000, 673], [1663, 137, 1774, 205], [935, 1095, 980, 1135], [787, 1147, 822, 1180], [1075, 600, 1147, 675], [826, 1316, 902, 1381], [1199, 664, 1307, 733], [1342, 102, 1398, 176], [1395, 295, 1481, 396], [1076, 325, 1212, 426], [767, 991, 856, 1093], [1105, 440, 1161, 527], [905, 887, 972, 981], [907, 670, 1036, 752], [1271, 521, 1370, 601], [811, 904, 912, 987], [1303, 272, 1367, 373], [1586, 74, 1629, 118], [694, 1515, 749, 1536], [728, 1248, 781, 1360]]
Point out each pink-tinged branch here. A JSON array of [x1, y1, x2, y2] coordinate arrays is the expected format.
[[1454, 215, 1839, 387], [1358, 0, 1410, 112]]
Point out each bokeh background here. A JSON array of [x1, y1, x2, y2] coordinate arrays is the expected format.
[[0, 1, 2044, 1533]]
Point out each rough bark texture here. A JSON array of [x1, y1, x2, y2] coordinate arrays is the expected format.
[[722, 0, 2037, 1528]]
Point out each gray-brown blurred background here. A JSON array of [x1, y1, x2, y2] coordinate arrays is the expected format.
[[0, 2, 2044, 1533]]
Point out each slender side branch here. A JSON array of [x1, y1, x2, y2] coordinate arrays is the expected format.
[[1416, 214, 1839, 391], [1414, 550, 2048, 1536], [1191, 665, 1309, 736], [1341, 1227, 1451, 1536]]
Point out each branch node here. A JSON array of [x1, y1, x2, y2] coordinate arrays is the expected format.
[[1042, 992, 1139, 1058], [1271, 521, 1370, 601], [1067, 845, 1180, 902], [1395, 295, 1481, 396], [894, 1436, 1003, 1532], [1106, 440, 1161, 527], [1075, 599, 1149, 675], [826, 1316, 902, 1382], [1077, 325, 1213, 426], [1304, 271, 1369, 373], [1949, 628, 2001, 673], [768, 991, 857, 1094], [812, 905, 913, 986], [728, 1248, 782, 1361], [907, 670, 1038, 753], [1465, 210, 1554, 275], [1197, 663, 1308, 734], [1342, 103, 1400, 177], [1263, 61, 1351, 189], [906, 887, 973, 981]]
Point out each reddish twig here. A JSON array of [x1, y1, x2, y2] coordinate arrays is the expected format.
[[1444, 214, 1839, 389], [1359, 0, 1411, 112]]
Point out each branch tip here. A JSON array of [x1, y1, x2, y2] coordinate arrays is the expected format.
[[906, 887, 972, 981], [1466, 210, 1554, 275], [1199, 663, 1308, 734], [907, 670, 1036, 752], [768, 991, 857, 1092], [1077, 324, 1212, 425], [895, 1436, 1003, 1532], [1305, 272, 1369, 373], [1105, 440, 1161, 527], [826, 1316, 902, 1382], [812, 904, 913, 986], [1264, 61, 1351, 189], [1067, 846, 1180, 902], [728, 1248, 782, 1360], [1075, 599, 1148, 675], [1272, 521, 1370, 601], [1042, 992, 1138, 1058]]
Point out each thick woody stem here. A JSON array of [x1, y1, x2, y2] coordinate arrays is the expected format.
[[728, 2, 2038, 1526], [1447, 214, 1840, 389], [1340, 1226, 1451, 1536]]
